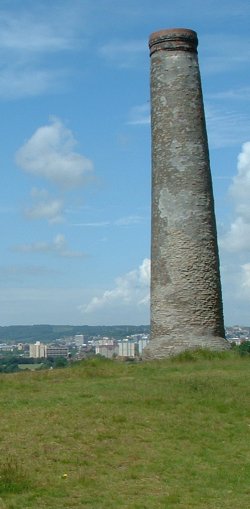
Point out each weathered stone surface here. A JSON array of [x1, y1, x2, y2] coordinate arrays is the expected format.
[[144, 28, 229, 359]]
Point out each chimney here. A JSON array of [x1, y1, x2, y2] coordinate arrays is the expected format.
[[144, 28, 229, 358]]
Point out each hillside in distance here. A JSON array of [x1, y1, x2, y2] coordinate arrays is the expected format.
[[0, 324, 150, 343]]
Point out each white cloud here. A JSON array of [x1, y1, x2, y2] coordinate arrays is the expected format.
[[211, 141, 250, 323], [81, 258, 150, 313], [220, 142, 250, 252], [220, 217, 250, 252], [127, 103, 150, 125], [241, 263, 250, 290], [16, 117, 94, 188], [25, 188, 64, 223], [222, 261, 250, 310], [230, 142, 250, 204], [14, 234, 86, 258]]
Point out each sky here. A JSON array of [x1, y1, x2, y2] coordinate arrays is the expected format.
[[0, 0, 250, 326]]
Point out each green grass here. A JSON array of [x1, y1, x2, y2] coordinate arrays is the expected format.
[[17, 364, 42, 371], [0, 351, 249, 508]]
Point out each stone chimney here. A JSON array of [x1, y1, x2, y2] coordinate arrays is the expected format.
[[144, 28, 229, 358]]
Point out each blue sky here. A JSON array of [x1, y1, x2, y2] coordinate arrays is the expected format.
[[0, 0, 250, 326]]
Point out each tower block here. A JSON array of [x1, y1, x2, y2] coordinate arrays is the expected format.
[[144, 29, 229, 358]]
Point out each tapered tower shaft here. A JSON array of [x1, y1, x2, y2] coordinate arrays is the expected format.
[[145, 29, 229, 358]]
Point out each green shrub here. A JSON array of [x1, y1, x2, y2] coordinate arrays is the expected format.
[[238, 341, 250, 356]]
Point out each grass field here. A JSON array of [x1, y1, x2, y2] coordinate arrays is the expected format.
[[0, 351, 249, 508], [17, 364, 42, 371]]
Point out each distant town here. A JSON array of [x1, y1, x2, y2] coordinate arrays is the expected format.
[[0, 331, 150, 363], [0, 324, 249, 372]]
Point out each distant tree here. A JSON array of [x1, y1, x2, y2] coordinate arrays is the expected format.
[[238, 341, 250, 356], [54, 357, 68, 368], [17, 357, 37, 364], [2, 361, 20, 373]]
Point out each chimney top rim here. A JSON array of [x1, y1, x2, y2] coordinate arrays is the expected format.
[[149, 28, 197, 40], [149, 28, 198, 55]]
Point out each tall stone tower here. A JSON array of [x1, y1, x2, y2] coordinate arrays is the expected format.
[[144, 28, 229, 359]]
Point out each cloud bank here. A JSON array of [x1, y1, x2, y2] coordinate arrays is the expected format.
[[220, 142, 250, 252], [81, 258, 150, 313]]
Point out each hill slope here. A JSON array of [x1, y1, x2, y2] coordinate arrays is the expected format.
[[0, 352, 249, 508]]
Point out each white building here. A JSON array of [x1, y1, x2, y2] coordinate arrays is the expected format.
[[118, 341, 137, 358], [95, 338, 115, 346], [29, 341, 46, 358], [95, 344, 118, 359], [74, 334, 85, 347], [138, 337, 150, 355]]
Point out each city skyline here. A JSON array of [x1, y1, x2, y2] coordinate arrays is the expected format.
[[1, 0, 250, 326]]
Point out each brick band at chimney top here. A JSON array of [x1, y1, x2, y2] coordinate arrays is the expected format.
[[143, 28, 230, 359]]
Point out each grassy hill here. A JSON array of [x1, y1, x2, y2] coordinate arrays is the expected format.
[[0, 350, 249, 508]]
